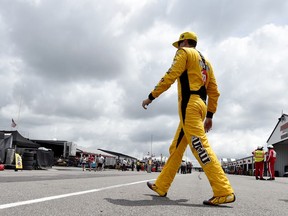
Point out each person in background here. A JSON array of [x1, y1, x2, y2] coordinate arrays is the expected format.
[[142, 31, 235, 206], [81, 155, 87, 171], [147, 158, 152, 173], [136, 160, 141, 172], [94, 155, 99, 172], [103, 157, 106, 171], [252, 146, 265, 180], [122, 158, 127, 171], [88, 154, 94, 171], [187, 161, 193, 173], [266, 145, 277, 180], [97, 154, 104, 171], [180, 160, 187, 174]]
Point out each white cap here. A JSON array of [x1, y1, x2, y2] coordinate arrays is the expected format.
[[267, 145, 274, 149]]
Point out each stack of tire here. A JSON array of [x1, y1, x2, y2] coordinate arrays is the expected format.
[[22, 151, 35, 170]]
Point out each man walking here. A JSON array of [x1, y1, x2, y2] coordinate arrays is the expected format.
[[142, 31, 235, 206]]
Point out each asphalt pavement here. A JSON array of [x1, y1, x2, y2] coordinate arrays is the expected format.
[[0, 167, 287, 216]]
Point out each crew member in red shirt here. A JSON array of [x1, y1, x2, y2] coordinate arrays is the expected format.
[[266, 145, 277, 180], [88, 154, 94, 171]]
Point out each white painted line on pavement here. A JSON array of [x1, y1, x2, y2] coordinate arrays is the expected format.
[[0, 178, 156, 210]]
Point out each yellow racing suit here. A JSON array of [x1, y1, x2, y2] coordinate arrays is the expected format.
[[148, 47, 234, 197]]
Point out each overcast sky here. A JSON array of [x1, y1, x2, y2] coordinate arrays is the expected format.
[[1, 0, 288, 164]]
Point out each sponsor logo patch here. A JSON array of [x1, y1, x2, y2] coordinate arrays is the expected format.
[[192, 136, 211, 165]]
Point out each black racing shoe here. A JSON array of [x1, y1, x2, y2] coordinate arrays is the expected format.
[[147, 182, 167, 197], [203, 193, 236, 206]]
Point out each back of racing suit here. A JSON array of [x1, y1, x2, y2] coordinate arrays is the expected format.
[[148, 47, 234, 197]]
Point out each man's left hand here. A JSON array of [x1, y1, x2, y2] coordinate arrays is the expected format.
[[204, 118, 213, 133]]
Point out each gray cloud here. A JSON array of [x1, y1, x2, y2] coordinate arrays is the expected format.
[[1, 0, 288, 162]]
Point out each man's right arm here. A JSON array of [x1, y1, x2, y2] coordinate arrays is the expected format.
[[142, 49, 187, 110]]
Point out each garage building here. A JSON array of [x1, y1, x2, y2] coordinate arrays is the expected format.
[[267, 113, 288, 177]]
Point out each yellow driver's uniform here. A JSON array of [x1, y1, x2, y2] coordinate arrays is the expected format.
[[148, 47, 234, 197]]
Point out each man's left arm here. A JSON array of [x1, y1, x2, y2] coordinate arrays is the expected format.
[[205, 61, 220, 118], [204, 61, 220, 132]]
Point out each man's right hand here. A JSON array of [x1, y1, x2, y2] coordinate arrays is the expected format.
[[142, 98, 152, 109]]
